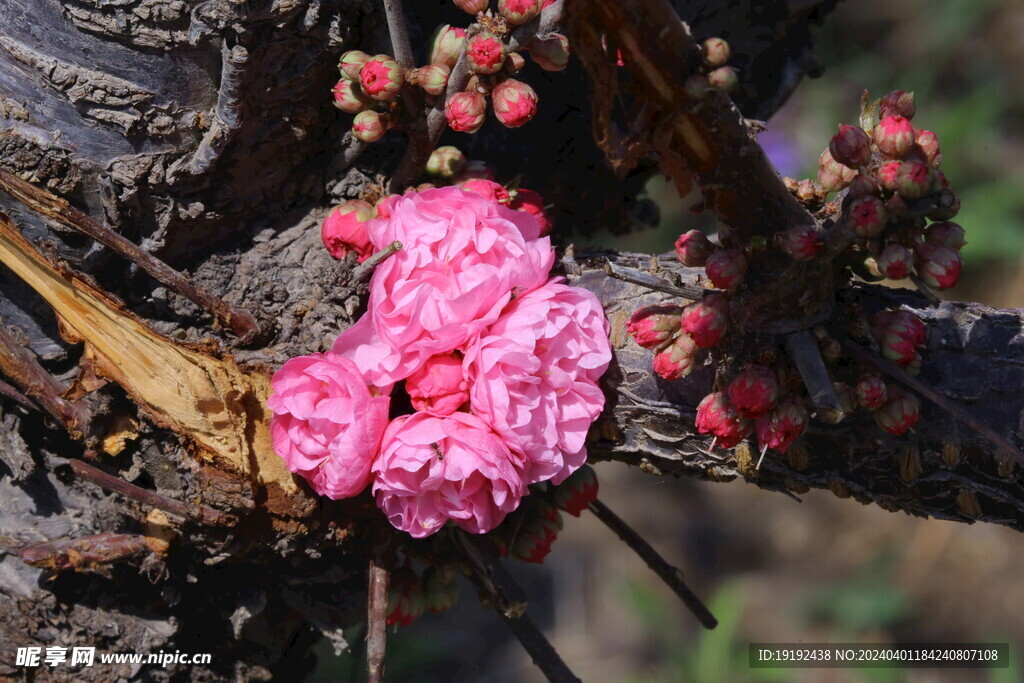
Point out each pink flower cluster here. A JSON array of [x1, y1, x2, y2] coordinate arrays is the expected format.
[[268, 187, 611, 538]]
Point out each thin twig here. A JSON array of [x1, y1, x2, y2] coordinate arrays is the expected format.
[[587, 498, 718, 629], [841, 338, 1024, 467], [19, 532, 150, 571], [352, 241, 402, 280], [0, 168, 260, 341], [0, 375, 38, 411], [909, 274, 941, 307], [70, 459, 235, 526], [366, 559, 389, 683], [784, 330, 844, 424], [604, 261, 708, 300]]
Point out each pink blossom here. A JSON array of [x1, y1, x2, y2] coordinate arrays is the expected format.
[[372, 412, 527, 538], [465, 279, 611, 485], [406, 352, 470, 416], [267, 353, 390, 499]]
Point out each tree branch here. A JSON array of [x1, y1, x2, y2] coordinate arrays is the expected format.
[[366, 559, 389, 683]]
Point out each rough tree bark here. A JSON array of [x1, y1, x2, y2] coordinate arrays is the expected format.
[[1, 0, 1021, 680]]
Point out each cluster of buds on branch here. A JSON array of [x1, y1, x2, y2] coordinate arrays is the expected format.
[[682, 37, 738, 98]]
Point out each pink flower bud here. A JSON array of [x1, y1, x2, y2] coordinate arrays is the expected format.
[[834, 382, 858, 416], [877, 243, 913, 279], [352, 110, 390, 142], [873, 310, 925, 365], [894, 161, 933, 199], [552, 464, 598, 517], [652, 333, 698, 380], [467, 32, 507, 75], [503, 52, 527, 75], [702, 37, 730, 67], [528, 33, 570, 71], [331, 78, 372, 114], [675, 230, 715, 266], [874, 387, 920, 435], [705, 248, 747, 290], [875, 160, 901, 194], [423, 567, 460, 613], [855, 376, 888, 410], [459, 178, 511, 204], [492, 79, 538, 128], [680, 294, 728, 348], [847, 195, 888, 238], [426, 145, 466, 178], [847, 174, 881, 199], [411, 63, 450, 96], [405, 353, 470, 416], [627, 304, 683, 350], [708, 66, 738, 92], [454, 0, 488, 15], [873, 115, 915, 158], [695, 392, 751, 449], [779, 224, 822, 261], [321, 200, 374, 261], [445, 91, 487, 133], [387, 569, 426, 626], [430, 25, 467, 69], [498, 0, 542, 25], [879, 90, 916, 120], [512, 502, 563, 563], [510, 188, 552, 235], [914, 129, 940, 166], [830, 124, 872, 168], [915, 242, 962, 290], [727, 365, 780, 419], [338, 50, 370, 81], [755, 396, 809, 454], [925, 221, 966, 250], [817, 148, 857, 192], [359, 55, 405, 101]]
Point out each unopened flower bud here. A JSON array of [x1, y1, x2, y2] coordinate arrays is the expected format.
[[708, 66, 738, 92], [445, 91, 487, 133], [406, 353, 470, 416], [430, 25, 467, 69], [387, 569, 426, 626], [331, 78, 372, 114], [695, 392, 751, 448], [675, 229, 715, 266], [680, 293, 728, 347], [498, 0, 542, 25], [924, 221, 966, 250], [423, 567, 460, 613], [492, 79, 538, 128], [626, 304, 683, 350], [411, 63, 451, 96], [702, 37, 730, 67], [359, 55, 405, 101], [426, 145, 466, 179], [321, 200, 374, 261], [873, 310, 925, 364], [874, 387, 920, 435], [652, 333, 698, 380], [847, 174, 880, 199], [552, 464, 598, 517], [705, 248, 747, 290], [755, 395, 809, 454], [873, 115, 915, 158], [528, 33, 570, 71], [879, 90, 916, 120], [830, 124, 872, 168], [855, 376, 888, 410], [338, 50, 370, 80], [817, 148, 857, 192], [503, 52, 527, 75], [834, 382, 857, 417], [914, 129, 940, 166], [894, 161, 933, 199], [510, 188, 552, 235], [467, 32, 507, 75], [459, 178, 510, 204], [779, 224, 822, 261], [877, 243, 913, 279], [453, 0, 488, 15], [728, 365, 780, 419], [511, 502, 563, 564], [352, 110, 390, 142], [875, 160, 901, 194], [915, 242, 962, 290], [847, 195, 888, 238]]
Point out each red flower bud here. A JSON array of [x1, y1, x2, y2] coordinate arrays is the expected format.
[[430, 25, 467, 69], [914, 129, 940, 166], [875, 160, 902, 194], [492, 79, 538, 128], [423, 567, 460, 613], [924, 221, 966, 250], [352, 110, 390, 142], [387, 569, 426, 626], [847, 173, 881, 199], [467, 32, 507, 75], [321, 200, 374, 261], [894, 161, 933, 199], [652, 333, 698, 380], [873, 115, 915, 158], [779, 224, 822, 261], [877, 243, 913, 279], [510, 188, 552, 236], [410, 63, 451, 96], [708, 66, 738, 92], [528, 33, 570, 72], [680, 294, 728, 347], [331, 78, 372, 114], [511, 502, 563, 564], [702, 37, 730, 67], [359, 55, 405, 101], [755, 396, 809, 454], [426, 145, 466, 178], [498, 0, 542, 25], [552, 464, 598, 517], [406, 353, 470, 416], [727, 365, 780, 419], [675, 229, 715, 267], [459, 178, 511, 204], [338, 50, 370, 81], [626, 304, 683, 350], [817, 148, 857, 192], [879, 90, 916, 120], [445, 91, 487, 133], [874, 387, 920, 435], [695, 392, 751, 448], [830, 124, 872, 168], [915, 242, 962, 290], [453, 0, 488, 15], [855, 376, 888, 410], [705, 248, 747, 290], [847, 195, 888, 238], [872, 310, 925, 364]]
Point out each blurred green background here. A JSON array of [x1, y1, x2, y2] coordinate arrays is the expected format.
[[311, 2, 1024, 681]]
